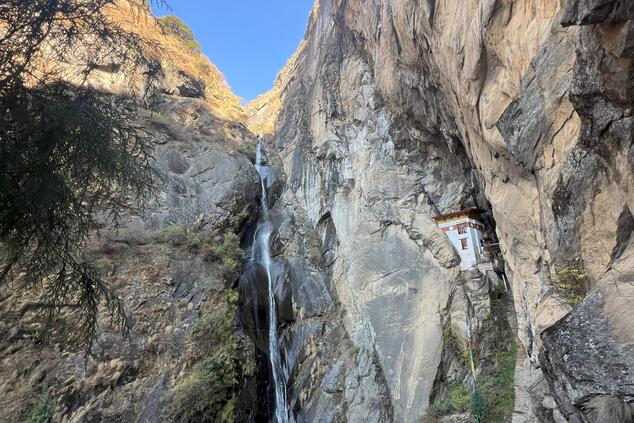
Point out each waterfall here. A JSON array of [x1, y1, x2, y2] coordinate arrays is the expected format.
[[253, 139, 289, 423]]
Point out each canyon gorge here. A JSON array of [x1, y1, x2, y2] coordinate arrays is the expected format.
[[1, 0, 633, 422]]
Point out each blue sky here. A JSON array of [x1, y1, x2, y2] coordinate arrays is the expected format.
[[153, 1, 314, 102]]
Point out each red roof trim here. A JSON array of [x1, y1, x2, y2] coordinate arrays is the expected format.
[[432, 208, 481, 222]]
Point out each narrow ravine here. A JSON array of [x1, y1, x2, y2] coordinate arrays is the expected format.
[[253, 139, 289, 423]]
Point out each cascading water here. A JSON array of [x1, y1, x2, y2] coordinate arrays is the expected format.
[[253, 139, 289, 423]]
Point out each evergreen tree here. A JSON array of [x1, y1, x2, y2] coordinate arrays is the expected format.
[[0, 0, 168, 353]]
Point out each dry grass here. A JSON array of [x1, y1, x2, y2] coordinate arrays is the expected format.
[[107, 1, 247, 122]]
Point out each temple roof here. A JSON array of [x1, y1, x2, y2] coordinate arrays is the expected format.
[[432, 208, 481, 222]]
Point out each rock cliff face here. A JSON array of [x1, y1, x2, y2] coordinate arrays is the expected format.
[[0, 5, 263, 422], [3, 1, 634, 422], [254, 0, 634, 421]]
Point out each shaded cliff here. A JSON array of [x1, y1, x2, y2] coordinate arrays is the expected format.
[[0, 4, 263, 422]]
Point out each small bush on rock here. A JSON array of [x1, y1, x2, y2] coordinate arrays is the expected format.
[[158, 16, 201, 53], [228, 207, 250, 231], [477, 349, 516, 422], [431, 382, 471, 416], [186, 233, 202, 251], [548, 260, 589, 306], [472, 295, 517, 422], [470, 390, 489, 420], [170, 350, 237, 423], [432, 287, 516, 422], [161, 224, 187, 245], [170, 291, 253, 423], [29, 394, 52, 423], [201, 230, 244, 272]]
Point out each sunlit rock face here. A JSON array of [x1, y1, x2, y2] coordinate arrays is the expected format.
[[2, 0, 633, 421], [262, 1, 481, 421], [255, 0, 634, 421]]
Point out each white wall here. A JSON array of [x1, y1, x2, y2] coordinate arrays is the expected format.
[[437, 217, 485, 270]]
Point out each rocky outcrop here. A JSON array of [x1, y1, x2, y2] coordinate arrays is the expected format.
[[252, 0, 634, 421], [245, 33, 308, 136], [562, 0, 634, 26], [0, 4, 263, 421], [70, 0, 247, 123], [3, 0, 634, 421], [0, 90, 261, 421], [251, 1, 494, 421], [541, 283, 634, 421], [269, 192, 395, 422]]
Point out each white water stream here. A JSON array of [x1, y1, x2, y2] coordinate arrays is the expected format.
[[254, 139, 288, 423]]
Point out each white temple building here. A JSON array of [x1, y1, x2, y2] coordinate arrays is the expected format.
[[433, 209, 486, 270]]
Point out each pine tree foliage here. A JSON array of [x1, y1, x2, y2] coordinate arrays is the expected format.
[[0, 0, 168, 353]]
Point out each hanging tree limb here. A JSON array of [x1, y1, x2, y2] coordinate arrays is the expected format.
[[0, 0, 170, 355]]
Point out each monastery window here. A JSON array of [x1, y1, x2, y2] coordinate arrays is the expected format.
[[457, 226, 467, 234], [460, 238, 468, 250]]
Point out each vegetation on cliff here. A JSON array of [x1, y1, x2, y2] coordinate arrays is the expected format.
[[431, 284, 516, 422], [29, 393, 53, 423], [168, 290, 255, 423], [547, 260, 589, 306], [159, 16, 201, 53], [156, 220, 252, 421], [0, 2, 262, 421], [0, 0, 251, 354]]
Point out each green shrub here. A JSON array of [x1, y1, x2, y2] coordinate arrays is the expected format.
[[308, 246, 322, 265], [493, 280, 507, 297], [228, 207, 249, 231], [306, 233, 322, 265], [432, 290, 516, 421], [227, 289, 240, 305], [186, 233, 202, 251], [170, 291, 247, 423], [470, 390, 489, 420], [431, 382, 471, 416], [549, 261, 588, 306], [161, 224, 187, 245], [158, 16, 201, 53], [469, 290, 517, 423], [29, 394, 52, 423], [190, 301, 234, 352], [202, 231, 244, 272], [171, 350, 237, 423], [442, 325, 464, 359], [477, 348, 516, 422]]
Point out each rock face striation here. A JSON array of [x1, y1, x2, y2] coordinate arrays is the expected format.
[[251, 0, 634, 421], [2, 1, 634, 422]]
